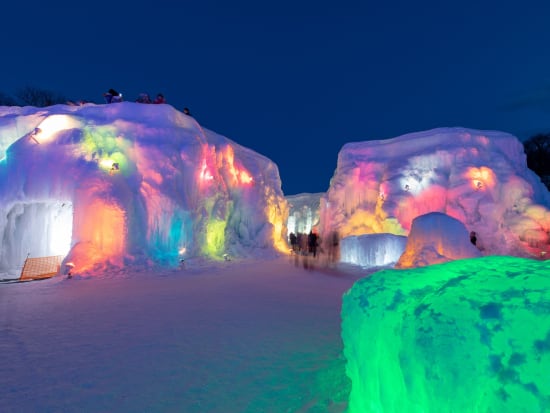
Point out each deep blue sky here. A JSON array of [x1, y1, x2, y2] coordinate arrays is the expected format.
[[2, 1, 550, 195]]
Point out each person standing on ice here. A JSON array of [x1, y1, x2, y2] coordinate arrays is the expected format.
[[153, 93, 166, 104], [470, 231, 477, 246], [136, 93, 151, 103], [103, 88, 122, 103]]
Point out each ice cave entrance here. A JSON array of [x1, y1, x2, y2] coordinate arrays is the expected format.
[[0, 201, 73, 273]]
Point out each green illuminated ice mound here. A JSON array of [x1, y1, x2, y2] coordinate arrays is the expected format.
[[342, 256, 550, 413]]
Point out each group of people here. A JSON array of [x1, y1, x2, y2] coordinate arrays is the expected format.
[[288, 229, 340, 268], [103, 89, 166, 104], [135, 92, 166, 104], [103, 88, 192, 116]]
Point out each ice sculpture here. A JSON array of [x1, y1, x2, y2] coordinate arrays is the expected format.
[[320, 127, 550, 259], [396, 211, 481, 268], [0, 103, 288, 273], [342, 256, 550, 412]]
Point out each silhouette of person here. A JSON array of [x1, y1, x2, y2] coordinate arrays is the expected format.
[[327, 230, 340, 264], [289, 232, 298, 252], [136, 93, 151, 103], [470, 231, 477, 246], [104, 88, 122, 103], [308, 230, 318, 258], [153, 93, 166, 104]]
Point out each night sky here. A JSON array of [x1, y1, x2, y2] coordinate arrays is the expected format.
[[2, 0, 550, 195]]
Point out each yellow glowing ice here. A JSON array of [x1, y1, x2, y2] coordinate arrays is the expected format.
[[222, 146, 254, 186], [203, 218, 227, 257], [466, 166, 496, 191]]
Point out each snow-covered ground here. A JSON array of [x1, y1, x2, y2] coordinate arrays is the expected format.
[[1, 256, 367, 413]]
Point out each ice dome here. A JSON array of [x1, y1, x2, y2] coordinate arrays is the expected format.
[[395, 211, 482, 268]]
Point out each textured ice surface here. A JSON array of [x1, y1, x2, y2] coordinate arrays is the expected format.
[[342, 256, 550, 412], [321, 128, 550, 259]]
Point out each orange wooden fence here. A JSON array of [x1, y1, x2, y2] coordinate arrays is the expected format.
[[20, 255, 63, 280]]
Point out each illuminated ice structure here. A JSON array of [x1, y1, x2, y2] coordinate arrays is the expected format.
[[342, 256, 550, 412], [338, 211, 482, 270], [340, 234, 407, 268], [396, 211, 482, 268], [0, 103, 288, 275], [320, 127, 550, 265], [285, 192, 322, 236]]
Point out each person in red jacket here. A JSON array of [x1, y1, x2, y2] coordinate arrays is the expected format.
[[153, 93, 166, 104]]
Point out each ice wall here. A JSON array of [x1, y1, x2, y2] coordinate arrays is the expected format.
[[340, 233, 407, 268], [321, 128, 550, 258], [286, 192, 322, 236], [342, 256, 550, 412], [0, 103, 288, 273]]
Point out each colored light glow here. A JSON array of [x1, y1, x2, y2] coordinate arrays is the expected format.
[[139, 181, 192, 264], [340, 209, 406, 238], [99, 159, 116, 170], [342, 256, 550, 412], [203, 218, 227, 257], [266, 201, 291, 253], [222, 146, 254, 186], [394, 184, 448, 232], [34, 115, 81, 143], [239, 170, 253, 184], [82, 127, 118, 154], [199, 158, 214, 182], [80, 127, 130, 175], [466, 166, 496, 191], [72, 198, 126, 272], [97, 151, 128, 174]]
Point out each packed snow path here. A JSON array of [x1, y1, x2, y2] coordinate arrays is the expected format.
[[1, 257, 365, 413]]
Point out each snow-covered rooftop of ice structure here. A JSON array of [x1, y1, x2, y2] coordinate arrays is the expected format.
[[0, 103, 288, 274], [342, 256, 550, 412], [320, 127, 550, 259]]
